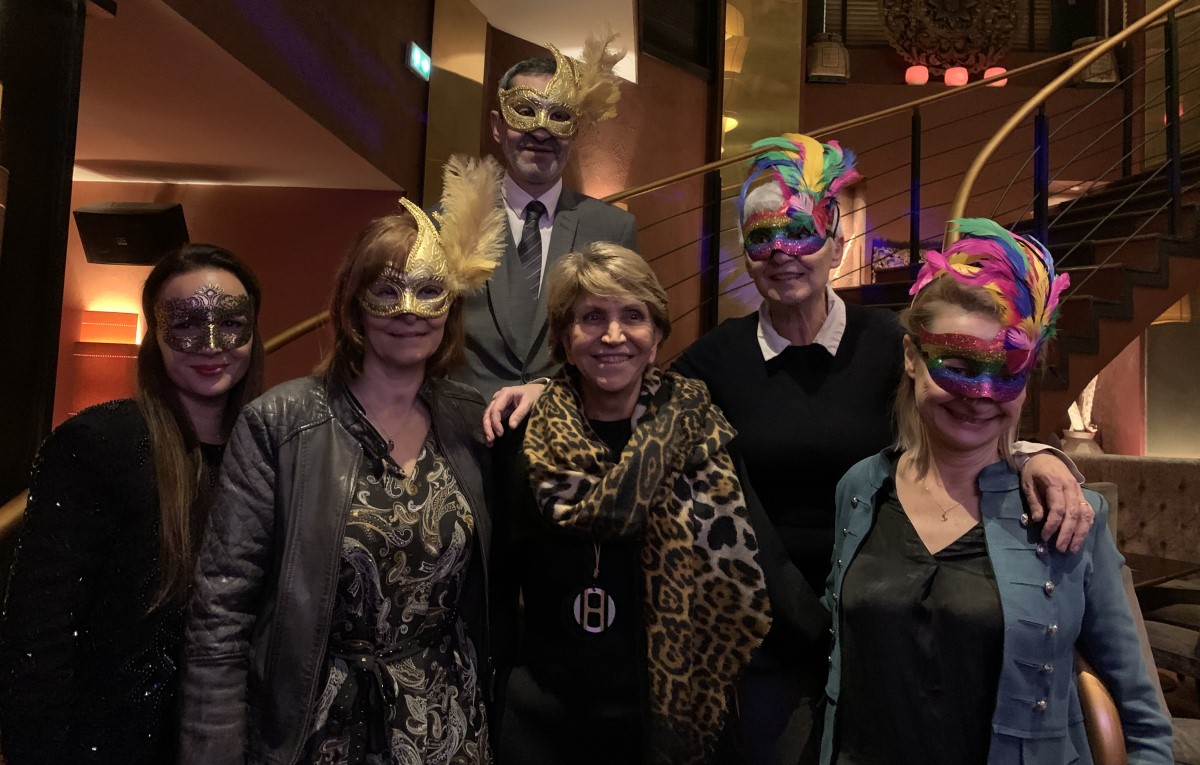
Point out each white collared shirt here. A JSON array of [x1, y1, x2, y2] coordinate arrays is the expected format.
[[503, 174, 563, 292], [756, 287, 848, 361]]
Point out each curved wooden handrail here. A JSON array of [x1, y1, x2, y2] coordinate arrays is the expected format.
[[264, 310, 331, 355], [1, 489, 28, 539], [945, 0, 1193, 246]]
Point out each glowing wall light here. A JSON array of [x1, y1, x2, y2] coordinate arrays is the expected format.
[[944, 67, 968, 86], [79, 310, 139, 344], [70, 311, 139, 415], [984, 67, 1008, 87], [724, 4, 749, 74], [905, 65, 929, 85]]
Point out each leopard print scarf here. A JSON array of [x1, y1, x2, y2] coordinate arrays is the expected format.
[[523, 366, 771, 764]]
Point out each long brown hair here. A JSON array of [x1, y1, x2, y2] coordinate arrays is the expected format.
[[137, 244, 265, 607], [319, 211, 466, 385]]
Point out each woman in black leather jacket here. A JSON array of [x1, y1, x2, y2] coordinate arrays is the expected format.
[[179, 156, 508, 765]]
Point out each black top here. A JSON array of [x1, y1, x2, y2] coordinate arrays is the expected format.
[[672, 304, 904, 654], [0, 399, 222, 765], [496, 417, 644, 764], [303, 432, 487, 762], [835, 480, 1004, 765]]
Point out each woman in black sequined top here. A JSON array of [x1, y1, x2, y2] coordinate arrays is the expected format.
[[0, 244, 265, 764]]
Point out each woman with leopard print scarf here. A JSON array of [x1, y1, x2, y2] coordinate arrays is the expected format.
[[491, 242, 776, 765]]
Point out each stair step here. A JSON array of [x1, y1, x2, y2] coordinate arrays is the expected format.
[[873, 262, 922, 284], [1047, 233, 1162, 268], [1054, 153, 1200, 208], [1054, 294, 1126, 337], [1059, 263, 1128, 301], [1039, 205, 1198, 246], [1048, 186, 1200, 227]]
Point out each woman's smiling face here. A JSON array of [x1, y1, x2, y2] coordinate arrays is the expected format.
[[904, 303, 1027, 456], [563, 292, 662, 414]]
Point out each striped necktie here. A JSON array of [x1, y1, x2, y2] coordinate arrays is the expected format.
[[517, 200, 546, 295]]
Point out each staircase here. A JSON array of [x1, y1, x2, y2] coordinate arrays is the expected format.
[[835, 151, 1200, 439]]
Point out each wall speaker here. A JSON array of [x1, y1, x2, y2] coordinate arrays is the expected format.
[[73, 202, 188, 265]]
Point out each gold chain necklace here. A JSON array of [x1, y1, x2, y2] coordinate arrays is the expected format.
[[921, 479, 965, 522]]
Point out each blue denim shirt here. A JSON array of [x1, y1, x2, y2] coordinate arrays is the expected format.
[[820, 451, 1173, 764]]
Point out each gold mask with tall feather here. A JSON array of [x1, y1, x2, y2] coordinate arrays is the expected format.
[[498, 33, 624, 139], [360, 198, 453, 319], [499, 46, 581, 139], [359, 156, 507, 320]]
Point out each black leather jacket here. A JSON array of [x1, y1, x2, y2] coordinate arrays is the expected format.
[[178, 375, 494, 765]]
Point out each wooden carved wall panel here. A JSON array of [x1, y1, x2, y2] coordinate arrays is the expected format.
[[882, 0, 1022, 74]]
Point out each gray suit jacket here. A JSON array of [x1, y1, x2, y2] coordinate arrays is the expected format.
[[453, 187, 637, 399]]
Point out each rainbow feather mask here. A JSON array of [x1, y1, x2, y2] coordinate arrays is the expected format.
[[738, 133, 862, 258], [910, 218, 1070, 378]]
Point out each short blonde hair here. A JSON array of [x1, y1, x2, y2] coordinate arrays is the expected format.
[[545, 242, 670, 364], [320, 211, 466, 382], [896, 276, 1018, 475]]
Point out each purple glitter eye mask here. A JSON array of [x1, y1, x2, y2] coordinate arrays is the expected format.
[[917, 328, 1028, 402], [155, 284, 254, 353], [743, 214, 827, 262]]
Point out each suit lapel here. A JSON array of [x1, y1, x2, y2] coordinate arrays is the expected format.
[[489, 232, 528, 361]]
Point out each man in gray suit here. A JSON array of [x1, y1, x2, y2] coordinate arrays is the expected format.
[[454, 43, 637, 399]]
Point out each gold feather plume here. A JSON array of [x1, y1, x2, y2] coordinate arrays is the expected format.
[[575, 28, 625, 125], [433, 154, 507, 294]]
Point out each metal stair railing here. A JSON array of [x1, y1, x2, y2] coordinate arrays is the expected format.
[[263, 12, 1200, 356]]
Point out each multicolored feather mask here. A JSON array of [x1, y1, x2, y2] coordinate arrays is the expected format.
[[737, 133, 862, 261], [909, 218, 1070, 398], [498, 30, 625, 139], [359, 155, 507, 320]]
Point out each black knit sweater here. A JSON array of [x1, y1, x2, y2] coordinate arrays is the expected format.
[[672, 303, 905, 600]]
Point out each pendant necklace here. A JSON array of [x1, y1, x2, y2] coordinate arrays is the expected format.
[[922, 478, 965, 522], [573, 538, 616, 634], [362, 396, 424, 458]]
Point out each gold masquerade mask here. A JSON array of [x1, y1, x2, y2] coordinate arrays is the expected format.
[[359, 197, 453, 319], [499, 45, 582, 139], [356, 155, 508, 320], [498, 33, 624, 139], [155, 284, 254, 353]]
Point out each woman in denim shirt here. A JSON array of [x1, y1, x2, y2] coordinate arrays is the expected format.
[[821, 219, 1172, 765]]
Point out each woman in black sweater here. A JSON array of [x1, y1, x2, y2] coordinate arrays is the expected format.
[[0, 245, 265, 764]]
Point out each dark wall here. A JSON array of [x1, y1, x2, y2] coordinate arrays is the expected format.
[[165, 0, 433, 195], [0, 0, 86, 503]]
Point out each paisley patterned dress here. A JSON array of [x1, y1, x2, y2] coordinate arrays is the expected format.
[[302, 434, 490, 765]]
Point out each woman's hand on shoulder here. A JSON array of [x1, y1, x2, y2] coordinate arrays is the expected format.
[[1020, 452, 1094, 554], [483, 382, 546, 445]]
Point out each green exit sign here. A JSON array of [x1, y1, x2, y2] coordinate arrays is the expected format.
[[407, 42, 432, 81]]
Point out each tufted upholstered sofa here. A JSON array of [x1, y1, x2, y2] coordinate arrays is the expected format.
[[1073, 454, 1200, 562], [1075, 456, 1200, 764]]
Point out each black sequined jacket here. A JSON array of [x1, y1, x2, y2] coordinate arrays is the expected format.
[[178, 376, 496, 765], [0, 399, 199, 764]]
